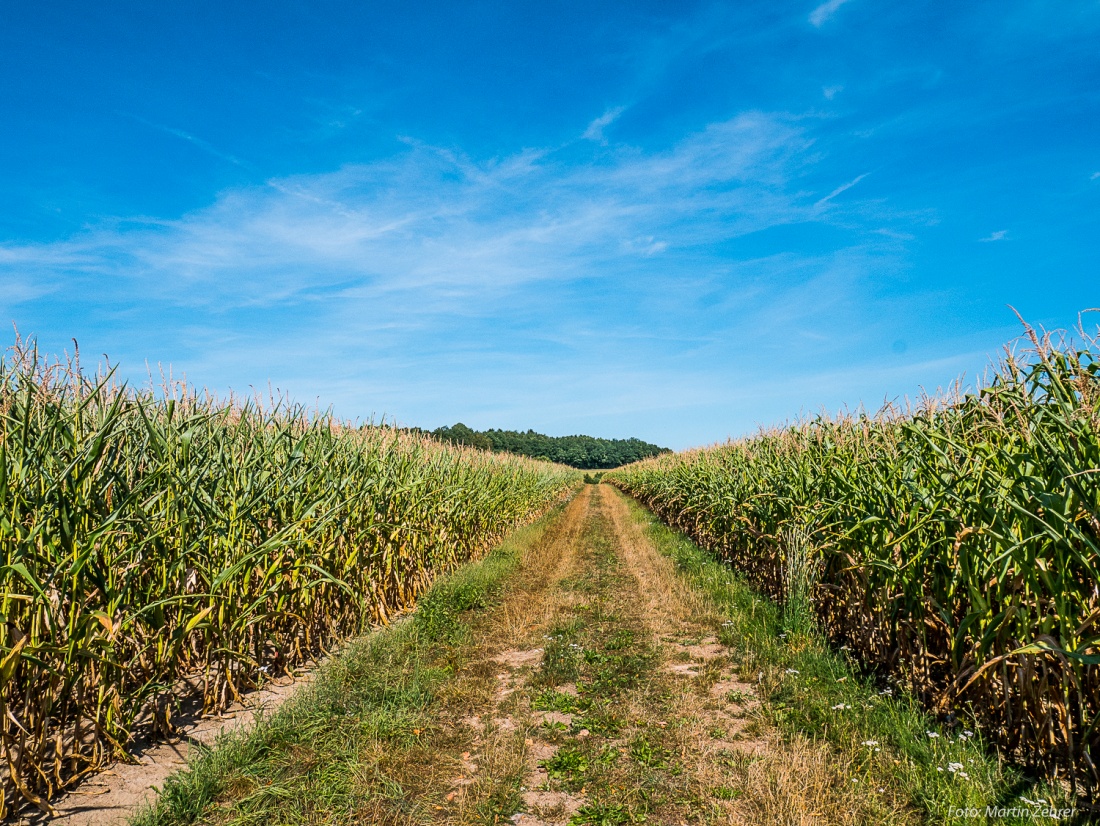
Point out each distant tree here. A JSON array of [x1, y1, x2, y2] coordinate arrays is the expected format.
[[437, 424, 669, 468], [432, 422, 493, 451]]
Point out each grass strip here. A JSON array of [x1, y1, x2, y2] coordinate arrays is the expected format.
[[518, 489, 722, 825], [617, 491, 1082, 826], [130, 503, 565, 826]]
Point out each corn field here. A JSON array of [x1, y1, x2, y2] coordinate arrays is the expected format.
[[0, 342, 579, 816], [609, 330, 1099, 793]]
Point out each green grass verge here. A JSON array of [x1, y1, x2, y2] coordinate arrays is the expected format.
[[129, 504, 564, 826], [617, 491, 1082, 826]]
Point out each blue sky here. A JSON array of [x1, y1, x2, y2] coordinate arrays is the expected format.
[[1, 1, 1097, 450]]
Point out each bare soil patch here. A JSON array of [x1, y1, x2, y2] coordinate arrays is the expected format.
[[34, 672, 314, 826]]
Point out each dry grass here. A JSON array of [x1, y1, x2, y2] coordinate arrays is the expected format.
[[731, 733, 911, 826]]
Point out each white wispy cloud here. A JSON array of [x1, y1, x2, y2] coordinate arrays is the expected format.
[[4, 112, 819, 313], [1, 111, 918, 447], [810, 0, 854, 28], [582, 106, 627, 142], [125, 113, 251, 169], [0, 275, 54, 306], [822, 85, 844, 100], [815, 172, 869, 207], [979, 229, 1008, 242]]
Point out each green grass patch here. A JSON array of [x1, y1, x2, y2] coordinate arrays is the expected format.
[[570, 800, 642, 825], [533, 688, 584, 714], [539, 625, 586, 685], [572, 706, 624, 737], [542, 746, 590, 787]]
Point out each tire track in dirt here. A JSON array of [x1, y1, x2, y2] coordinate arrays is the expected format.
[[436, 486, 594, 824], [602, 485, 904, 825], [600, 483, 764, 738], [458, 484, 773, 825]]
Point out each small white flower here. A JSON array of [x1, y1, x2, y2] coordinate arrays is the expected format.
[[832, 703, 850, 710], [958, 771, 969, 779], [948, 762, 964, 773], [963, 729, 974, 737], [877, 787, 885, 793], [861, 740, 878, 747], [850, 777, 859, 783], [926, 731, 939, 739], [937, 767, 944, 772], [879, 688, 893, 696], [785, 669, 800, 675]]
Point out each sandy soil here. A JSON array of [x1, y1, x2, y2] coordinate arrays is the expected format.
[[27, 672, 315, 826]]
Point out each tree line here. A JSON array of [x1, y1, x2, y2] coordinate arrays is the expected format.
[[430, 423, 670, 469]]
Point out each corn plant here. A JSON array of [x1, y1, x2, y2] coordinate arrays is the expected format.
[[609, 328, 1100, 793], [0, 340, 580, 816]]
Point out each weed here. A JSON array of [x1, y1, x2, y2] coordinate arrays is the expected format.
[[570, 800, 638, 825], [628, 734, 668, 768], [780, 526, 819, 637], [542, 746, 589, 783], [533, 688, 582, 714], [573, 710, 623, 737], [474, 783, 524, 824], [605, 629, 635, 651], [713, 785, 742, 800], [541, 635, 584, 684]]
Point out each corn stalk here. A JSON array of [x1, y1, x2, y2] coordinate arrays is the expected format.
[[609, 331, 1100, 792], [0, 341, 580, 815]]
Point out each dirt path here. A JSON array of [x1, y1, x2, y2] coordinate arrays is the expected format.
[[412, 483, 781, 824], [38, 674, 314, 826], [51, 484, 884, 826], [447, 483, 874, 825]]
